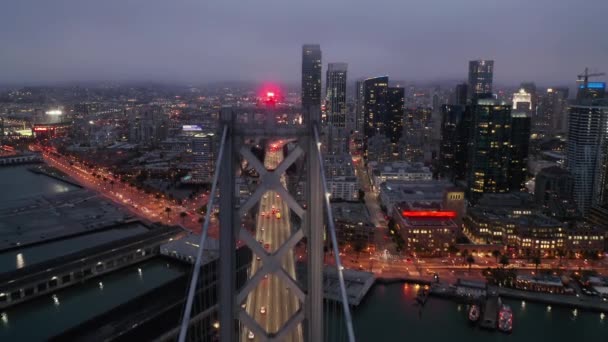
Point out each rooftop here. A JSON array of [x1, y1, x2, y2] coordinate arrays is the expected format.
[[332, 202, 373, 225]]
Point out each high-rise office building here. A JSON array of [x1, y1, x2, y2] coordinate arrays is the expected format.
[[301, 44, 322, 110], [355, 80, 365, 132], [452, 83, 468, 105], [538, 87, 569, 134], [512, 88, 532, 114], [439, 104, 469, 181], [386, 87, 405, 144], [362, 76, 389, 138], [192, 132, 215, 183], [509, 113, 531, 191], [577, 82, 606, 101], [468, 60, 494, 98], [466, 97, 529, 201], [566, 101, 608, 216], [325, 63, 347, 128]]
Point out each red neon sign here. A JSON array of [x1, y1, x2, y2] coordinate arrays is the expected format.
[[402, 211, 457, 219], [34, 127, 48, 131]]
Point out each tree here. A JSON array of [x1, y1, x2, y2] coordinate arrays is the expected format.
[[180, 211, 187, 223], [447, 244, 459, 255], [353, 240, 365, 261], [492, 250, 501, 263], [164, 207, 172, 219], [532, 255, 541, 272], [500, 255, 510, 268], [387, 218, 396, 231], [466, 255, 475, 272], [358, 189, 365, 202], [556, 249, 566, 266], [462, 249, 469, 258]]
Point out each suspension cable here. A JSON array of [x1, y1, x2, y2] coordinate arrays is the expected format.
[[313, 125, 356, 342], [178, 125, 228, 342]]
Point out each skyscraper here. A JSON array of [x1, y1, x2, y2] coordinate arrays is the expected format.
[[512, 88, 532, 114], [466, 97, 528, 201], [355, 80, 365, 132], [301, 44, 322, 111], [468, 60, 494, 99], [538, 87, 569, 134], [325, 63, 347, 128], [439, 104, 469, 181], [509, 113, 531, 191], [566, 101, 608, 215], [386, 87, 405, 144], [577, 82, 606, 101], [362, 76, 389, 138], [452, 83, 468, 105]]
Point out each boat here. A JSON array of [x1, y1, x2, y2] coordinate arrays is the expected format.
[[468, 304, 480, 323], [498, 305, 513, 333]]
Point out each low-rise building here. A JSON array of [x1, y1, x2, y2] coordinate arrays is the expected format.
[[332, 202, 374, 248], [566, 223, 605, 254], [463, 207, 567, 256], [392, 201, 458, 256], [378, 180, 465, 220], [368, 161, 432, 191]]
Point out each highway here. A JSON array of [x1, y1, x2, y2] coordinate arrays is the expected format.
[[242, 144, 303, 342], [31, 144, 218, 237]]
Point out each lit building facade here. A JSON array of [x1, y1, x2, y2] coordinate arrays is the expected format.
[[466, 98, 513, 200], [325, 63, 347, 128], [368, 161, 432, 190], [362, 76, 389, 138], [566, 101, 608, 215], [392, 202, 458, 256], [468, 60, 494, 98], [439, 104, 468, 181], [301, 44, 322, 111]]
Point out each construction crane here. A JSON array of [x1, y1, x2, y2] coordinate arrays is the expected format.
[[577, 67, 605, 89]]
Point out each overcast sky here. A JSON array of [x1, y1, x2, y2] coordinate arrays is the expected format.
[[1, 0, 607, 86]]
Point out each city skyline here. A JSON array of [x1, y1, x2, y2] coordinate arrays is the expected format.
[[1, 1, 607, 85]]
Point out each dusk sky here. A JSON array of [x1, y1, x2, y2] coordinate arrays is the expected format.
[[2, 0, 607, 86]]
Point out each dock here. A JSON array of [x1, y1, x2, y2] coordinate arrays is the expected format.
[[0, 224, 179, 309], [296, 264, 376, 306], [480, 296, 499, 330]]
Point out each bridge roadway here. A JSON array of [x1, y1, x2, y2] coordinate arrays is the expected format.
[[242, 147, 303, 341]]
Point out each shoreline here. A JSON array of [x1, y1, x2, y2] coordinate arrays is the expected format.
[[27, 164, 83, 188], [367, 275, 608, 314]]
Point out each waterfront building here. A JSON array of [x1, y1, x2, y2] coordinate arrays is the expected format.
[[392, 201, 458, 256], [331, 202, 374, 247]]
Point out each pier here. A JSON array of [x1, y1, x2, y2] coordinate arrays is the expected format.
[[480, 295, 499, 330], [0, 225, 179, 309], [0, 153, 42, 166]]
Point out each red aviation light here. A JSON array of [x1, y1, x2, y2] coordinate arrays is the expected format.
[[401, 211, 457, 219], [267, 91, 275, 98]]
